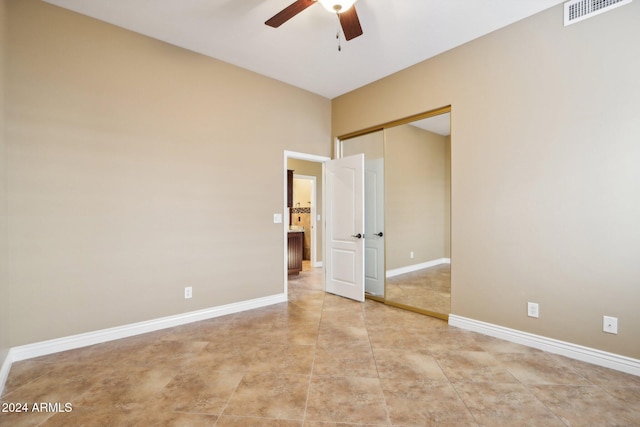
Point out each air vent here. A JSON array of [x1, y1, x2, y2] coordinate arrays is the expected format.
[[564, 0, 632, 26]]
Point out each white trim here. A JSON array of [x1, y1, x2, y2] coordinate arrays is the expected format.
[[449, 314, 640, 377], [284, 150, 331, 163], [0, 350, 12, 396], [386, 258, 450, 278], [10, 293, 286, 364], [0, 293, 286, 395]]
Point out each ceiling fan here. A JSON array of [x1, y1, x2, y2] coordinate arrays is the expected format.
[[265, 0, 363, 41]]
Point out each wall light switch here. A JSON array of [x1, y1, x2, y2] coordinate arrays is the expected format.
[[273, 213, 282, 224]]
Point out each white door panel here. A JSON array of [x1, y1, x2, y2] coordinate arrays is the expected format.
[[324, 154, 364, 302], [364, 158, 385, 297]]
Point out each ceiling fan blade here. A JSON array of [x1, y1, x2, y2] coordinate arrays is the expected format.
[[265, 0, 315, 28], [339, 5, 363, 41]]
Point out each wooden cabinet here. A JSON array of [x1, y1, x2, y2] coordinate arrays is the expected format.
[[287, 231, 304, 275], [287, 169, 294, 226], [287, 169, 294, 208], [287, 170, 302, 275]]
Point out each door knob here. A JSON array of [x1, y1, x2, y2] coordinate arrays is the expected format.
[[351, 233, 363, 239], [375, 232, 384, 237]]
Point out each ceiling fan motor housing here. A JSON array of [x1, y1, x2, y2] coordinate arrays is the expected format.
[[266, 0, 363, 42], [317, 0, 358, 14]]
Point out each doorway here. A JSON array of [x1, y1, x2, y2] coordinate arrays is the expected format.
[[291, 174, 317, 267], [283, 151, 330, 298]]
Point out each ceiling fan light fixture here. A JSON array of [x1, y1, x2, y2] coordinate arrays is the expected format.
[[317, 0, 357, 14]]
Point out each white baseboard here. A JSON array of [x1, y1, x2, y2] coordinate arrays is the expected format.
[[11, 293, 287, 363], [386, 258, 450, 278], [448, 314, 640, 377], [0, 350, 11, 396], [0, 293, 287, 395]]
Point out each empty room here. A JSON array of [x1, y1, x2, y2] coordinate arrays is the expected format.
[[1, 0, 639, 425]]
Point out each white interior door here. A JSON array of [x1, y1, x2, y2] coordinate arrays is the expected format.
[[324, 154, 365, 302], [364, 158, 385, 297]]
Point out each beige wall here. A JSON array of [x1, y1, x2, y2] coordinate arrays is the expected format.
[[0, 0, 9, 365], [333, 3, 640, 358], [385, 125, 450, 270], [6, 0, 330, 347], [342, 131, 384, 160]]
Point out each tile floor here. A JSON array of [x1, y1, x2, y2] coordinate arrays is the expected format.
[[386, 264, 451, 315], [2, 265, 640, 426]]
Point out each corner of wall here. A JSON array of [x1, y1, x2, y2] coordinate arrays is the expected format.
[[0, 0, 12, 397]]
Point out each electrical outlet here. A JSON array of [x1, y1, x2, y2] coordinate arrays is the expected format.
[[527, 302, 539, 318], [184, 286, 193, 299], [603, 316, 618, 334], [410, 251, 414, 259]]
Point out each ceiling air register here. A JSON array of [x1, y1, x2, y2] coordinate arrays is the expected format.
[[564, 0, 632, 25]]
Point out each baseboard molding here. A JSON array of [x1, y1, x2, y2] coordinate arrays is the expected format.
[[0, 293, 287, 395], [0, 349, 12, 397], [386, 258, 450, 278], [449, 315, 640, 377]]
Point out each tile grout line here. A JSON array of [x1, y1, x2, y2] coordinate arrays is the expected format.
[[434, 354, 481, 427], [299, 269, 324, 427], [363, 301, 392, 426]]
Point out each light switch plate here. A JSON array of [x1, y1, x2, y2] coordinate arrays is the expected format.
[[273, 213, 282, 224], [603, 316, 618, 334], [527, 302, 539, 318]]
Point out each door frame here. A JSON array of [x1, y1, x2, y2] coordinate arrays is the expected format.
[[283, 151, 330, 298]]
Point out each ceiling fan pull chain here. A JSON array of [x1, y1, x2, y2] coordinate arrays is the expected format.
[[336, 12, 342, 51]]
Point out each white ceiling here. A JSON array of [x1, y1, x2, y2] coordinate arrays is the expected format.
[[43, 0, 564, 99], [411, 113, 451, 136]]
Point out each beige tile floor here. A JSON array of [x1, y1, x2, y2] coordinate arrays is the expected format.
[[2, 265, 640, 426], [386, 264, 451, 315]]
